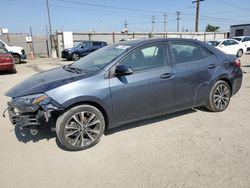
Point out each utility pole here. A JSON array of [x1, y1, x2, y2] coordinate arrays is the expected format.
[[152, 16, 155, 32], [45, 25, 50, 57], [124, 20, 128, 30], [176, 11, 181, 32], [163, 14, 167, 33], [29, 27, 35, 58], [45, 0, 53, 53], [193, 0, 204, 32]]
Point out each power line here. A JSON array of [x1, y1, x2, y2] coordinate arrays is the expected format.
[[60, 0, 171, 15], [218, 0, 250, 11]]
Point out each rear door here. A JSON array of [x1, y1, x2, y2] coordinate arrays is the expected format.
[[109, 43, 175, 123], [169, 41, 218, 109]]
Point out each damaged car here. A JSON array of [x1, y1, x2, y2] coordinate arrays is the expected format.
[[4, 38, 243, 151]]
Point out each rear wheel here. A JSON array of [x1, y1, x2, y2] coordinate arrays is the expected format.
[[236, 49, 243, 57], [56, 105, 105, 151], [206, 80, 231, 112], [12, 54, 21, 64], [71, 53, 80, 61]]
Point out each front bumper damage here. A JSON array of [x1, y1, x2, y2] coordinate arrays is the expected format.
[[4, 97, 63, 135]]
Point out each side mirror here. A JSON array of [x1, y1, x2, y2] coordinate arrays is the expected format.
[[115, 64, 133, 76], [81, 45, 84, 48], [220, 44, 225, 47]]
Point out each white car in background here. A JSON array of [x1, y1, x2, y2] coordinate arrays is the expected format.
[[207, 39, 247, 57], [233, 36, 250, 52]]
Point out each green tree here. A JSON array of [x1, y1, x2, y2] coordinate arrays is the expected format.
[[205, 24, 220, 32]]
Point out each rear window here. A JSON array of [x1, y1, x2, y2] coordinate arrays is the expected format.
[[242, 37, 250, 42], [233, 37, 242, 42]]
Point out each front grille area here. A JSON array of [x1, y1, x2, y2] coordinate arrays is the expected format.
[[11, 113, 38, 127], [7, 102, 39, 127]]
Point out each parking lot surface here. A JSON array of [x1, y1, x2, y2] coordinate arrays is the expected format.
[[0, 56, 250, 188]]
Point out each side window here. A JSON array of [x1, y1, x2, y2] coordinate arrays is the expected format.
[[84, 42, 91, 48], [222, 40, 229, 46], [170, 42, 203, 64], [229, 40, 238, 45], [92, 42, 101, 46], [200, 46, 213, 58], [120, 44, 167, 72]]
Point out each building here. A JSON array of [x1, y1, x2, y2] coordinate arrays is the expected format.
[[230, 24, 250, 37]]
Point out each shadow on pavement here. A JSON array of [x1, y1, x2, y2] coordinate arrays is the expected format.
[[14, 108, 198, 144], [14, 125, 55, 143]]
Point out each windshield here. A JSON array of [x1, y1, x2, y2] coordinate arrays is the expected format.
[[233, 37, 242, 42], [207, 41, 220, 47], [70, 44, 131, 72]]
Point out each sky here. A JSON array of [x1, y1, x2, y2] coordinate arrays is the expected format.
[[0, 0, 250, 35]]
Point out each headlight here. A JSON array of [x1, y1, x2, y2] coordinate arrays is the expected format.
[[12, 94, 49, 112]]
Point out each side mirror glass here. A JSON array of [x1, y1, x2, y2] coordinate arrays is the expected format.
[[115, 64, 133, 76]]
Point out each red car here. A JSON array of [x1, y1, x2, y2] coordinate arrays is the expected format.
[[0, 47, 16, 73]]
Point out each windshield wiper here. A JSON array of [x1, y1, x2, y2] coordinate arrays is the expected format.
[[63, 65, 83, 74]]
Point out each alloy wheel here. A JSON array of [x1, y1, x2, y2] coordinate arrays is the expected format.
[[213, 83, 230, 110], [64, 111, 102, 147], [72, 53, 80, 61]]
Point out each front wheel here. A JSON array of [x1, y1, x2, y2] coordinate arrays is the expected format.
[[56, 105, 105, 151], [71, 53, 80, 61], [205, 80, 231, 112]]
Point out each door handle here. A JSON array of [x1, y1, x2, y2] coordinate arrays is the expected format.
[[207, 64, 217, 69], [160, 73, 174, 79]]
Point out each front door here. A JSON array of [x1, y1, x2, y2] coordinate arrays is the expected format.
[[109, 43, 175, 123]]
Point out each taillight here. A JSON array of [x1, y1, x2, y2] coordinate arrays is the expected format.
[[233, 59, 241, 67], [0, 56, 14, 63]]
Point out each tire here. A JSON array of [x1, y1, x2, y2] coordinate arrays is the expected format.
[[236, 49, 243, 57], [71, 53, 80, 61], [12, 54, 21, 64], [56, 105, 105, 151], [205, 80, 231, 112], [9, 68, 17, 74]]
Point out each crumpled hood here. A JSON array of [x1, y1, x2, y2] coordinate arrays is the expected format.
[[5, 67, 93, 98]]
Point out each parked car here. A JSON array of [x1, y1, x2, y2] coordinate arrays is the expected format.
[[233, 36, 250, 52], [207, 39, 247, 57], [61, 41, 107, 61], [0, 39, 26, 63], [5, 38, 242, 151], [0, 47, 16, 73]]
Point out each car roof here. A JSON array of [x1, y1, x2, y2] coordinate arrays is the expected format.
[[81, 40, 106, 43], [116, 38, 204, 47]]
